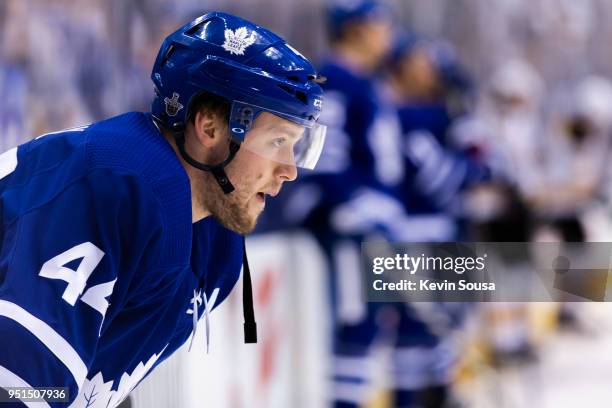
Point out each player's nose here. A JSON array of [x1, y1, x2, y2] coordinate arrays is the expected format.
[[277, 162, 297, 182]]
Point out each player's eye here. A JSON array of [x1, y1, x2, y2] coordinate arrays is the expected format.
[[272, 137, 287, 148]]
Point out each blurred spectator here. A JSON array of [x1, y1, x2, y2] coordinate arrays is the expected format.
[[536, 76, 612, 226]]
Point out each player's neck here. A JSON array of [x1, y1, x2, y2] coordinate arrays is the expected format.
[[161, 129, 212, 223]]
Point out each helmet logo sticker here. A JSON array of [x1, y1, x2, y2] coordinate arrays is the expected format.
[[164, 92, 184, 117], [222, 27, 256, 56]]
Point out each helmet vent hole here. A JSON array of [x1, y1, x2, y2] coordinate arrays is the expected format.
[[295, 91, 308, 104], [162, 45, 175, 65], [277, 84, 295, 95], [287, 75, 301, 83], [186, 22, 206, 37]]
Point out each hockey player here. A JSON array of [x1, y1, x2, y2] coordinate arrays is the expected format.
[[386, 34, 492, 239], [0, 12, 326, 408], [286, 2, 415, 407], [379, 33, 491, 408]]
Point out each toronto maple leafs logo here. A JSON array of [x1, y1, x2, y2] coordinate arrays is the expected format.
[[222, 27, 256, 56], [186, 290, 203, 315], [164, 92, 183, 117], [73, 346, 168, 408]]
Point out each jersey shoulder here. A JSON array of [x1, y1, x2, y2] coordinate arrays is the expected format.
[[6, 112, 189, 194], [86, 113, 193, 244], [86, 112, 188, 189], [319, 60, 374, 97], [1, 112, 193, 267]]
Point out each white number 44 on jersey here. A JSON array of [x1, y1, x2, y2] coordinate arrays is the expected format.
[[39, 243, 116, 325]]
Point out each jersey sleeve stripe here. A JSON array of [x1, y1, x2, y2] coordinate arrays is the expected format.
[[35, 125, 90, 140], [0, 365, 52, 408], [0, 147, 18, 181], [0, 300, 87, 387]]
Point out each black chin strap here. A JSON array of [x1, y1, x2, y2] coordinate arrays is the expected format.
[[173, 132, 240, 194], [242, 237, 257, 343]]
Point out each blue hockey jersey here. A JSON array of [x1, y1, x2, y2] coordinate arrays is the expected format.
[[393, 101, 491, 242], [0, 112, 244, 407]]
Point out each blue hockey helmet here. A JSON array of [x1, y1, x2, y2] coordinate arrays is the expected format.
[[151, 12, 326, 172]]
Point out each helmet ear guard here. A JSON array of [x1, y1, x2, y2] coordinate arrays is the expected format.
[[228, 103, 255, 143]]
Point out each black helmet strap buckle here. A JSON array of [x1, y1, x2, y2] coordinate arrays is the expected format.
[[174, 132, 240, 194]]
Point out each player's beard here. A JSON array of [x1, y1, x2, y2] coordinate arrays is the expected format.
[[197, 171, 260, 235]]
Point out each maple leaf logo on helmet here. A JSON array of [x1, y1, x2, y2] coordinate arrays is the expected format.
[[222, 27, 256, 55]]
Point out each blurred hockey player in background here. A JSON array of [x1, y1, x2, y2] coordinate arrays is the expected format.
[[283, 1, 408, 406], [379, 32, 492, 408], [384, 33, 491, 241], [277, 1, 481, 406]]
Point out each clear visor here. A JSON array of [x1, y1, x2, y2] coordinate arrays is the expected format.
[[229, 102, 327, 170]]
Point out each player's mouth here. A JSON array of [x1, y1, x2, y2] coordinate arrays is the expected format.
[[255, 188, 280, 208], [255, 192, 266, 208]]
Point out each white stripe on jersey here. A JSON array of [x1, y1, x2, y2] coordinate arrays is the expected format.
[[332, 356, 373, 378], [0, 147, 18, 181], [35, 125, 90, 140], [332, 380, 370, 405], [0, 300, 87, 387], [0, 365, 52, 408]]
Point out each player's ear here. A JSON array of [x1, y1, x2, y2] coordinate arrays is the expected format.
[[193, 109, 226, 148]]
